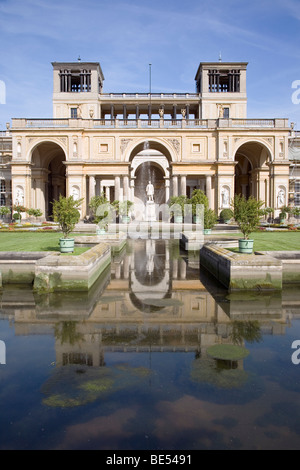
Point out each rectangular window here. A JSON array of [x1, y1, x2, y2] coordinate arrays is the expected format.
[[70, 108, 78, 119], [223, 107, 230, 118]]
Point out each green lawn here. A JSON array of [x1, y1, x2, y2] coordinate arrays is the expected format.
[[229, 231, 300, 251], [0, 232, 89, 255], [0, 229, 299, 253]]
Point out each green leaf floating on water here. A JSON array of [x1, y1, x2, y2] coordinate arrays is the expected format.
[[206, 344, 249, 361]]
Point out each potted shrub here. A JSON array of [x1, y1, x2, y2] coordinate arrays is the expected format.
[[27, 208, 43, 222], [52, 195, 83, 253], [119, 200, 134, 223], [12, 204, 27, 223], [190, 189, 208, 223], [169, 195, 189, 223], [0, 206, 11, 220], [233, 194, 265, 254], [220, 208, 234, 224], [279, 206, 291, 225], [204, 208, 218, 234]]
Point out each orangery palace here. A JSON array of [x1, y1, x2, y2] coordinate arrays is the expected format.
[[0, 59, 299, 220]]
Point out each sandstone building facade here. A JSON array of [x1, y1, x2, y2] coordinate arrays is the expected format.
[[0, 59, 298, 220]]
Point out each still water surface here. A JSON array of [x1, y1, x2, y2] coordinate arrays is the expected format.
[[0, 239, 300, 450]]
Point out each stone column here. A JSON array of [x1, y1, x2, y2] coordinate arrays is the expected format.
[[206, 175, 212, 208], [105, 186, 110, 201], [123, 175, 130, 201], [172, 175, 178, 197], [95, 177, 101, 197], [180, 175, 187, 196], [115, 176, 121, 201], [89, 175, 96, 201], [173, 105, 177, 120], [36, 178, 46, 217], [165, 178, 170, 203]]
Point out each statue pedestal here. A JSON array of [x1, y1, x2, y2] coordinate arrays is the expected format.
[[145, 200, 156, 222]]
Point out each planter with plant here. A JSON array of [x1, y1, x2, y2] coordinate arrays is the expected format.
[[12, 204, 27, 223], [52, 195, 83, 253], [0, 206, 11, 220], [233, 194, 265, 254], [169, 195, 189, 223], [220, 208, 234, 224], [190, 189, 208, 223], [279, 206, 291, 225], [203, 208, 218, 234], [27, 208, 43, 222]]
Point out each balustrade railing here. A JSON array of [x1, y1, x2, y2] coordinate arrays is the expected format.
[[11, 117, 289, 130], [100, 92, 199, 99], [232, 119, 275, 128], [25, 119, 70, 128]]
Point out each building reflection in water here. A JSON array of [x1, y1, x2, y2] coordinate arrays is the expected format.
[[0, 239, 297, 372]]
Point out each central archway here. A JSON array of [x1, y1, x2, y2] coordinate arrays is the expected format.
[[129, 140, 174, 210], [134, 158, 166, 205]]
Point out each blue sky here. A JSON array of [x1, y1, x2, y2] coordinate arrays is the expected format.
[[0, 0, 299, 129]]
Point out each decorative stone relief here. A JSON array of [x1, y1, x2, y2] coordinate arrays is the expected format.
[[167, 138, 180, 155], [57, 137, 67, 147], [121, 139, 132, 154]]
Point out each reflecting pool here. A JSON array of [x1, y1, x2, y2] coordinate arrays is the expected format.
[[1, 239, 300, 450]]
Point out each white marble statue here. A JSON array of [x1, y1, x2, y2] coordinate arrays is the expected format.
[[146, 181, 154, 202], [277, 188, 285, 207], [221, 187, 230, 207], [15, 186, 24, 206], [71, 186, 80, 201]]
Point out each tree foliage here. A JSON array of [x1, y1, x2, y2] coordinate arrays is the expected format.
[[52, 195, 83, 238], [233, 194, 265, 240]]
